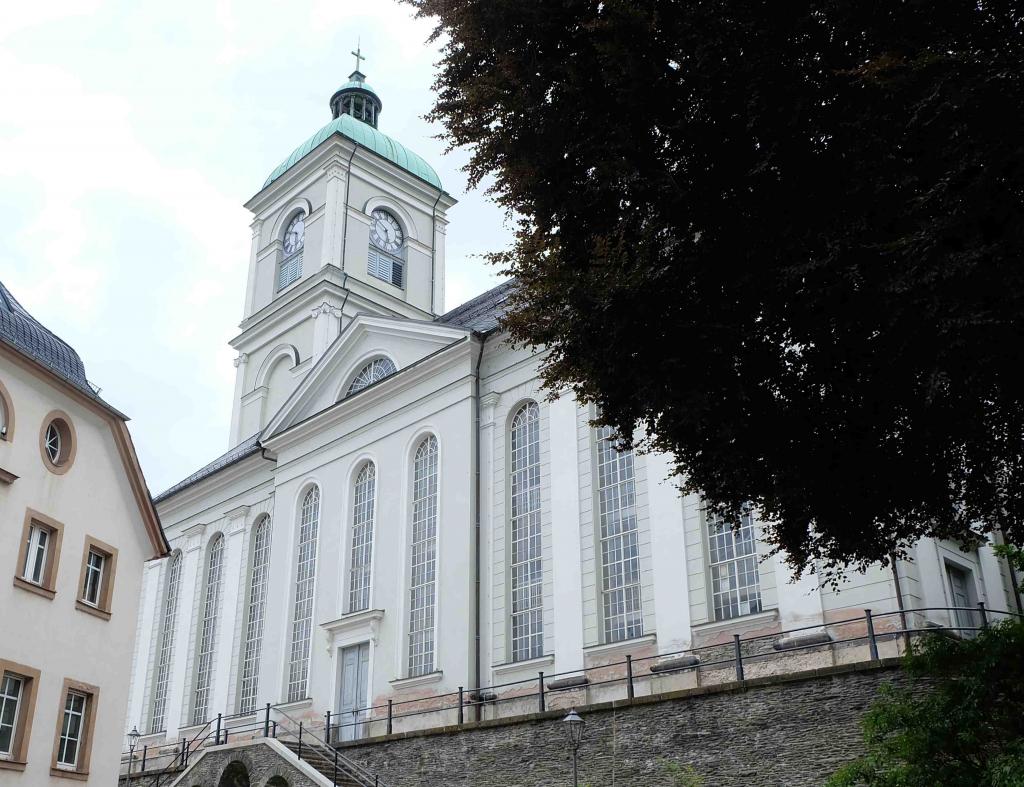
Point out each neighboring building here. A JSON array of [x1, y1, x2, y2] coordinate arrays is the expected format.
[[124, 64, 1022, 754], [0, 282, 168, 784]]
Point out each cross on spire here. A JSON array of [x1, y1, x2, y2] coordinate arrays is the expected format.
[[351, 40, 366, 73]]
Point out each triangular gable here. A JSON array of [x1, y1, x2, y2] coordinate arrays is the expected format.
[[260, 314, 470, 440]]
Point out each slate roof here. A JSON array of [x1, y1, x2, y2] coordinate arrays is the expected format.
[[153, 433, 262, 503], [0, 279, 120, 413], [154, 280, 516, 503], [435, 279, 515, 334]]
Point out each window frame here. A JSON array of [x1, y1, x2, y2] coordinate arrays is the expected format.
[[347, 462, 377, 614], [191, 534, 225, 725], [149, 551, 182, 734], [13, 509, 64, 600], [593, 425, 643, 644], [238, 516, 272, 714], [49, 678, 98, 779], [407, 436, 439, 677], [38, 411, 76, 475], [287, 486, 320, 703], [0, 378, 14, 441], [508, 401, 545, 663], [704, 507, 764, 622], [75, 536, 118, 620], [0, 660, 40, 771], [345, 357, 398, 398]]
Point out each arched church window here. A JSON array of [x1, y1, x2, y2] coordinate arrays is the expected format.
[[509, 401, 544, 662], [193, 534, 225, 725], [367, 208, 405, 288], [287, 487, 320, 702], [238, 517, 272, 714], [149, 551, 182, 733], [277, 211, 305, 292], [348, 462, 376, 613], [408, 436, 438, 676], [346, 357, 397, 396]]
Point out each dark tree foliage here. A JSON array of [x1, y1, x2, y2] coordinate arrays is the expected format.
[[827, 621, 1024, 786], [406, 0, 1024, 576]]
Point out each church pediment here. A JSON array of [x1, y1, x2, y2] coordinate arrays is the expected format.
[[260, 313, 471, 441]]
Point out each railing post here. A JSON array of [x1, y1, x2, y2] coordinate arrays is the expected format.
[[626, 654, 635, 700], [458, 687, 464, 725], [538, 672, 545, 712], [333, 749, 339, 785], [263, 703, 271, 737], [141, 745, 147, 773], [978, 601, 989, 630], [297, 722, 303, 761], [271, 720, 277, 738], [865, 609, 880, 661], [182, 738, 188, 767], [215, 713, 222, 745], [733, 634, 745, 682], [325, 710, 331, 744], [387, 699, 393, 735]]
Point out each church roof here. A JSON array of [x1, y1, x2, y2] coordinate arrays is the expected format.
[[0, 279, 112, 408], [262, 113, 442, 191], [153, 433, 262, 503], [435, 279, 515, 334]]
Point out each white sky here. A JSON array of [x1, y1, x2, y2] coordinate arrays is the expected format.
[[0, 1, 512, 493]]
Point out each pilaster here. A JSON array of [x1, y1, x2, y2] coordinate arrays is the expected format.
[[646, 452, 692, 652], [320, 161, 349, 270], [229, 353, 249, 446], [311, 302, 344, 362]]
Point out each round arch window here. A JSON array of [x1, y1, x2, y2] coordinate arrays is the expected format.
[[39, 412, 76, 473]]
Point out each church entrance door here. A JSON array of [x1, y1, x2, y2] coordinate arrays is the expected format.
[[338, 642, 370, 741]]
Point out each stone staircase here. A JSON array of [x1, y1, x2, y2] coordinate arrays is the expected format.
[[278, 739, 368, 787]]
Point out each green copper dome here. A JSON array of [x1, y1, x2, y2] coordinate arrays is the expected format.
[[263, 68, 441, 192]]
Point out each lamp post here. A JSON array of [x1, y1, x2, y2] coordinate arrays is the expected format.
[[127, 726, 141, 778], [562, 709, 585, 787]]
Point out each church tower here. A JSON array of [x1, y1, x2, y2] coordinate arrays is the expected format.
[[228, 54, 456, 445]]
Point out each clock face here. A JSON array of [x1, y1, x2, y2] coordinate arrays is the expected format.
[[284, 213, 305, 254], [370, 209, 404, 253]]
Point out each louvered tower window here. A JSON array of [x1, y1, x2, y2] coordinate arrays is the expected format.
[[287, 488, 320, 702], [509, 402, 543, 661], [408, 436, 438, 676], [238, 517, 272, 714], [150, 552, 182, 732], [277, 212, 305, 291], [348, 463, 376, 613], [192, 535, 225, 725]]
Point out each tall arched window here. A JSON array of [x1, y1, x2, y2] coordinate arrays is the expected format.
[[346, 357, 397, 397], [238, 517, 272, 714], [595, 425, 642, 643], [348, 463, 376, 613], [408, 436, 438, 676], [287, 488, 320, 702], [277, 211, 305, 292], [193, 534, 225, 725], [149, 551, 182, 733], [367, 208, 405, 288], [509, 402, 543, 661]]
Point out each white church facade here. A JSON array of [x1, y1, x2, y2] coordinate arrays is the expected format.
[[125, 66, 1022, 750]]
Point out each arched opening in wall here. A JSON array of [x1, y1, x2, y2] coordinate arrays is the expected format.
[[266, 777, 289, 787], [218, 761, 251, 787]]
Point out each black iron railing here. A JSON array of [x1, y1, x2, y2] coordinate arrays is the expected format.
[[120, 604, 1020, 783]]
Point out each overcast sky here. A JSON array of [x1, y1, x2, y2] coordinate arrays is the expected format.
[[0, 1, 512, 493]]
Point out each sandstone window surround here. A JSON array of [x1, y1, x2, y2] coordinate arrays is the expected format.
[[75, 536, 119, 621], [50, 678, 99, 779], [0, 659, 41, 772], [13, 509, 65, 600], [0, 378, 14, 441], [39, 410, 77, 475]]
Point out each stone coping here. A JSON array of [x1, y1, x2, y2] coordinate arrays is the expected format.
[[338, 658, 903, 749]]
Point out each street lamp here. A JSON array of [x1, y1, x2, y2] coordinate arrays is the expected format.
[[562, 709, 585, 787], [127, 726, 141, 777]]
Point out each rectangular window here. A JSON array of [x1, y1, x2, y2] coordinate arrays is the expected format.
[[707, 509, 763, 621], [0, 674, 23, 759], [82, 551, 105, 606], [510, 403, 544, 662], [22, 525, 49, 584], [277, 251, 302, 291], [56, 692, 86, 769], [946, 563, 979, 635], [367, 248, 404, 289], [595, 426, 643, 643], [408, 437, 439, 677], [14, 510, 63, 599]]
